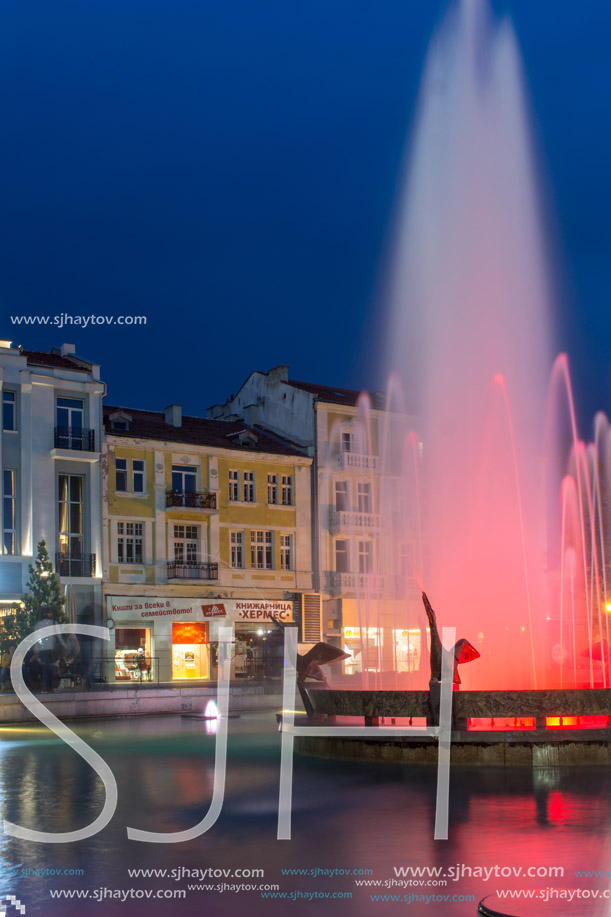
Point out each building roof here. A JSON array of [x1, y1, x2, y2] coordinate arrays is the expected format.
[[103, 405, 309, 457], [21, 349, 93, 373], [287, 379, 386, 411]]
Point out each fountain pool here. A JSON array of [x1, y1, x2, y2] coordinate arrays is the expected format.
[[1, 713, 611, 915]]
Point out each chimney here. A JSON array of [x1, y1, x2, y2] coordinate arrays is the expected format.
[[268, 365, 289, 382], [61, 343, 76, 356], [165, 404, 182, 428]]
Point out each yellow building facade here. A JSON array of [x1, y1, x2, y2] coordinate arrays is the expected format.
[[102, 404, 313, 684]]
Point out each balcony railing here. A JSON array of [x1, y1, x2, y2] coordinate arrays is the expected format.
[[330, 510, 381, 530], [166, 490, 217, 510], [329, 571, 385, 596], [391, 574, 419, 599], [335, 451, 380, 471], [167, 562, 219, 580], [54, 426, 96, 451], [56, 553, 96, 577]]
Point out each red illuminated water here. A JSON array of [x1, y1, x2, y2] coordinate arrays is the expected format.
[[335, 0, 611, 691]]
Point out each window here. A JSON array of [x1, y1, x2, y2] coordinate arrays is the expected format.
[[172, 465, 196, 493], [230, 531, 244, 568], [56, 397, 94, 450], [281, 475, 293, 505], [170, 465, 204, 506], [115, 458, 146, 494], [229, 470, 239, 502], [57, 397, 83, 430], [358, 540, 373, 573], [115, 459, 128, 491], [117, 522, 143, 564], [174, 524, 199, 563], [109, 412, 131, 431], [341, 430, 353, 453], [243, 471, 255, 503], [357, 483, 372, 513], [2, 392, 15, 431], [56, 397, 84, 449], [251, 530, 273, 569], [280, 534, 292, 571], [267, 474, 278, 504], [133, 460, 145, 493], [3, 470, 16, 555], [58, 474, 84, 556], [335, 539, 349, 573], [335, 481, 349, 511]]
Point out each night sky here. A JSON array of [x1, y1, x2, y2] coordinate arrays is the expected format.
[[0, 0, 609, 432]]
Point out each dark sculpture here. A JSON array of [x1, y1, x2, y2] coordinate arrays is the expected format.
[[422, 591, 480, 685], [422, 591, 480, 727], [296, 642, 350, 684], [271, 617, 350, 717]]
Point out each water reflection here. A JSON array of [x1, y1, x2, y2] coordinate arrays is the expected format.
[[0, 715, 609, 915]]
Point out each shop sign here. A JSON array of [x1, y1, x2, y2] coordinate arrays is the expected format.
[[107, 597, 201, 620], [107, 597, 293, 623], [201, 603, 227, 618], [232, 601, 292, 622]]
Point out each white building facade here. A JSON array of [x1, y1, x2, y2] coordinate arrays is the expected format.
[[0, 341, 104, 625]]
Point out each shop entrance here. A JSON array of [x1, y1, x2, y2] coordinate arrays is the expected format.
[[233, 627, 284, 680], [172, 622, 209, 680]]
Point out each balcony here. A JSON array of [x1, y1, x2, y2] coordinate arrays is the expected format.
[[329, 571, 385, 597], [166, 490, 217, 510], [167, 562, 219, 580], [54, 426, 96, 452], [329, 510, 381, 531], [56, 553, 96, 578], [335, 451, 380, 472]]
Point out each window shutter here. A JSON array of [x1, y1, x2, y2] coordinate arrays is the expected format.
[[300, 593, 322, 644]]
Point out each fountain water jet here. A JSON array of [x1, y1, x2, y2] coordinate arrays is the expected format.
[[327, 0, 611, 693], [303, 0, 611, 763], [380, 0, 552, 689]]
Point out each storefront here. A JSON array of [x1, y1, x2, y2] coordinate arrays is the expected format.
[[343, 626, 382, 674], [171, 622, 209, 679], [341, 598, 425, 678], [106, 596, 294, 683], [212, 599, 292, 680], [114, 626, 153, 682], [342, 625, 424, 677]]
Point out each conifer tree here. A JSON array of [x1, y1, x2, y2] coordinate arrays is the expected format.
[[0, 541, 67, 653], [0, 602, 30, 653], [21, 539, 66, 628]]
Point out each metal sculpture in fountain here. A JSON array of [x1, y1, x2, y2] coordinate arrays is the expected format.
[[271, 617, 350, 717], [422, 592, 480, 725]]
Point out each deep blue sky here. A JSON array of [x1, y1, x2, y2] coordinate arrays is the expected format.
[[0, 0, 610, 430]]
